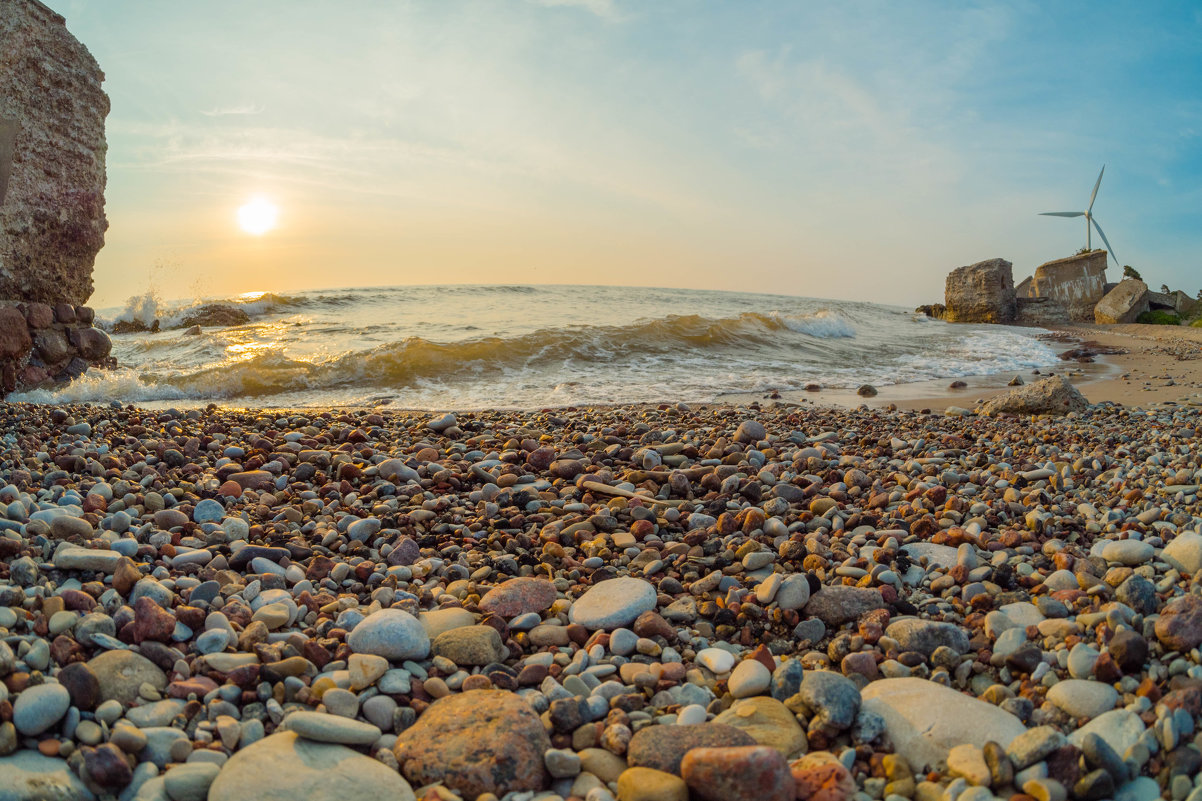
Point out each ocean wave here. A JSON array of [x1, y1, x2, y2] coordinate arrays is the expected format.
[[36, 310, 856, 401], [773, 310, 856, 338], [102, 291, 308, 331]]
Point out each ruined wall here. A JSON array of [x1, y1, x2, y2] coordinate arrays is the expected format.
[[0, 0, 109, 306], [1028, 251, 1108, 322]]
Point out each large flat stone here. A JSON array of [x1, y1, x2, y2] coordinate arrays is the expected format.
[[860, 678, 1027, 772]]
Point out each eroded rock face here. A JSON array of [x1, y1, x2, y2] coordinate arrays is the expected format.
[[943, 258, 1016, 323], [0, 0, 109, 307]]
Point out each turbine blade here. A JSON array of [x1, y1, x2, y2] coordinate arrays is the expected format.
[[1092, 218, 1117, 265], [1088, 164, 1105, 212], [1039, 212, 1085, 217]]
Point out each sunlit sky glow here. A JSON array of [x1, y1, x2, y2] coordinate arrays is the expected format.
[[44, 0, 1202, 309]]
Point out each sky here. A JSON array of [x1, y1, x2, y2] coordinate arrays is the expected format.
[[42, 0, 1202, 310]]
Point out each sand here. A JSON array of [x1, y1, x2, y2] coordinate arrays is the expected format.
[[725, 323, 1202, 414]]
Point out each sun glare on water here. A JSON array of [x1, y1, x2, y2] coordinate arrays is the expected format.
[[236, 197, 279, 235]]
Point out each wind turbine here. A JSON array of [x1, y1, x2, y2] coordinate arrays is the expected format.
[[1039, 165, 1118, 266]]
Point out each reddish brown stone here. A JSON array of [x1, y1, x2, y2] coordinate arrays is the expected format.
[[478, 577, 557, 618], [167, 677, 218, 698], [83, 743, 133, 788], [394, 690, 550, 798], [633, 610, 676, 640], [792, 756, 857, 801], [0, 307, 31, 358], [175, 605, 204, 630], [227, 470, 273, 490], [1155, 595, 1202, 651], [50, 635, 85, 666], [24, 303, 54, 329], [128, 596, 175, 643], [112, 557, 141, 595], [681, 746, 794, 801], [53, 303, 77, 324]]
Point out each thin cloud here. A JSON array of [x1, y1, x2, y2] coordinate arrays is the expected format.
[[529, 0, 622, 21], [201, 103, 265, 117]]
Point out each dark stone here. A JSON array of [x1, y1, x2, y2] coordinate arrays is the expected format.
[[69, 327, 112, 361], [1116, 575, 1157, 616], [228, 545, 290, 571], [53, 302, 77, 324], [1074, 769, 1114, 801], [627, 723, 756, 775], [769, 658, 804, 701], [83, 743, 133, 788], [57, 661, 100, 710], [1005, 646, 1043, 675], [1166, 744, 1202, 777], [1108, 629, 1148, 673], [33, 329, 70, 363]]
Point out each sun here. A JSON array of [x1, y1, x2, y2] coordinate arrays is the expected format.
[[236, 197, 279, 235]]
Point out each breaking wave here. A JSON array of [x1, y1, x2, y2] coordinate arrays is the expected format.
[[22, 284, 1060, 408]]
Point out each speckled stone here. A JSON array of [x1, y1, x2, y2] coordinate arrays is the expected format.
[[627, 724, 757, 775], [392, 690, 550, 798], [478, 577, 558, 617]]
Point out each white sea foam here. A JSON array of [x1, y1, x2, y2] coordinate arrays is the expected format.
[[777, 310, 856, 338]]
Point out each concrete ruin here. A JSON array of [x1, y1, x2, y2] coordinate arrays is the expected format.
[[1015, 251, 1108, 322]]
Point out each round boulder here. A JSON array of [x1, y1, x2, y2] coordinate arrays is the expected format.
[[347, 608, 430, 662], [87, 650, 167, 707], [393, 690, 550, 798]]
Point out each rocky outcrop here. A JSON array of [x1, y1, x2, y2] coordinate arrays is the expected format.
[[0, 0, 108, 306], [943, 258, 1015, 323], [0, 0, 110, 395], [976, 374, 1088, 417], [0, 301, 112, 393], [179, 303, 251, 328], [1094, 279, 1149, 324], [1020, 251, 1108, 322]]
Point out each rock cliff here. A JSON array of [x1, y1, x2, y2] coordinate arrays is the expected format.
[[943, 258, 1016, 323], [0, 0, 109, 306], [0, 0, 111, 394]]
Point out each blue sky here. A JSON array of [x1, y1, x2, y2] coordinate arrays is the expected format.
[[44, 0, 1202, 308]]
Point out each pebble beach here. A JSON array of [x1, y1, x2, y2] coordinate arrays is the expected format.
[[2, 393, 1202, 801]]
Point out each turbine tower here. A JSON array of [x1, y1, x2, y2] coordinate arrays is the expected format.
[[1039, 165, 1118, 266]]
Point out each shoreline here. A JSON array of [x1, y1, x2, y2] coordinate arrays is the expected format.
[[721, 321, 1202, 414], [30, 322, 1200, 418]]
